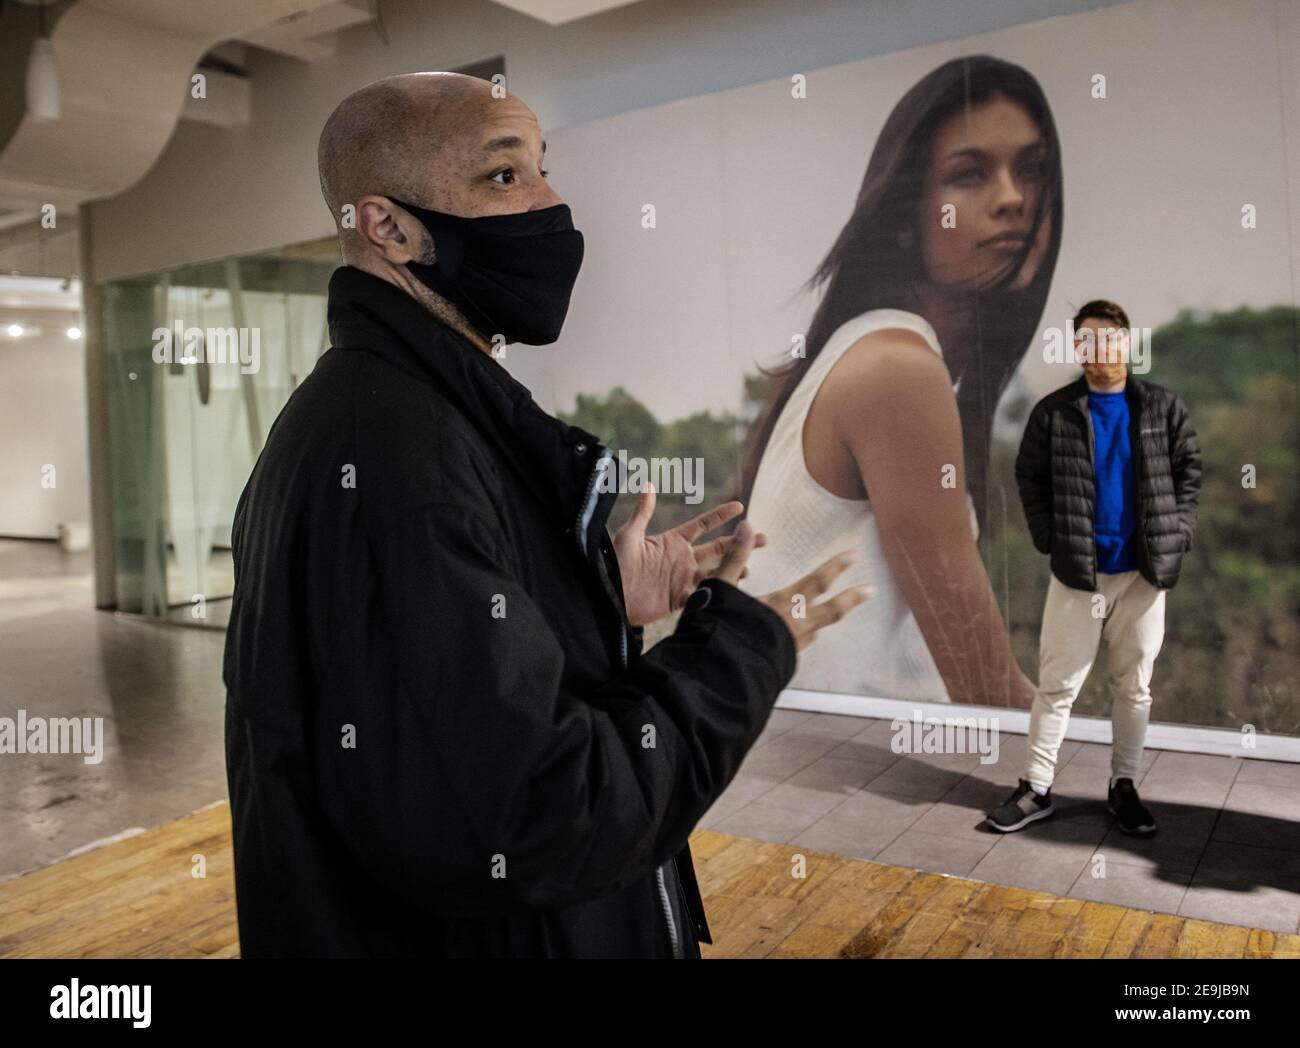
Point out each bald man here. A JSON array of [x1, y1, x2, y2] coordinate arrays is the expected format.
[[223, 72, 868, 958]]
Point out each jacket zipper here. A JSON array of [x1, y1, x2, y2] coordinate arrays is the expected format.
[[655, 864, 683, 958], [1131, 394, 1155, 580], [573, 448, 614, 558], [574, 447, 683, 959], [1074, 401, 1098, 589]]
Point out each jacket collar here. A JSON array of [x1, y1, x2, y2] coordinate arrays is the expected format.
[[324, 265, 614, 541]]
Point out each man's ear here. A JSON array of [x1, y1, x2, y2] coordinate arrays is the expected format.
[[355, 195, 430, 265]]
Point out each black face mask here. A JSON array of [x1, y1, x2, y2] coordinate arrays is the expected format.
[[386, 196, 584, 346]]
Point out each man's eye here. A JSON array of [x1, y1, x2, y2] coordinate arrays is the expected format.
[[490, 169, 515, 185]]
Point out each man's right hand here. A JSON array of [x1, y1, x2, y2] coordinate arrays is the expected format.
[[713, 521, 874, 652]]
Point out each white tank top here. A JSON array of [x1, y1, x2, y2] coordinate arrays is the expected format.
[[739, 309, 979, 703]]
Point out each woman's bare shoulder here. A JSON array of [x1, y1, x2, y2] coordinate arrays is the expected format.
[[845, 324, 941, 363], [821, 326, 953, 409]]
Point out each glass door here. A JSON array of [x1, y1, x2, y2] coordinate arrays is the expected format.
[[103, 242, 338, 626]]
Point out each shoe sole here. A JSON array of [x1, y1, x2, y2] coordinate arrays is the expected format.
[[986, 805, 1055, 833], [1107, 803, 1157, 836]]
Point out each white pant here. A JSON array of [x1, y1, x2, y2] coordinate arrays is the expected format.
[[1025, 570, 1166, 790]]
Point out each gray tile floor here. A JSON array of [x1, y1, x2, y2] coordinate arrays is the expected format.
[[4, 539, 1300, 936], [703, 708, 1300, 934], [0, 540, 230, 881]]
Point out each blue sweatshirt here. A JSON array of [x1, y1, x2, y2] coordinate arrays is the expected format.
[[1088, 388, 1138, 573]]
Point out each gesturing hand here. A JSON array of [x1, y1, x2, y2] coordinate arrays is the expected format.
[[713, 525, 875, 653], [612, 485, 759, 627]]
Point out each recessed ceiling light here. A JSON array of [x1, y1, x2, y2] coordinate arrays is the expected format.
[[67, 326, 82, 339], [6, 324, 23, 337]]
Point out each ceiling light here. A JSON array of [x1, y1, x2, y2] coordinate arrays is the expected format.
[[26, 3, 60, 122]]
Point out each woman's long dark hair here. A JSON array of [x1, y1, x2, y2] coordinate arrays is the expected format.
[[736, 54, 1063, 538]]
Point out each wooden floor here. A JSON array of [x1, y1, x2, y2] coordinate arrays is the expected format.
[[2, 803, 1297, 959]]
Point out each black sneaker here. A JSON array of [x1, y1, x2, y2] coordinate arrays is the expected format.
[[986, 779, 1054, 832], [1108, 777, 1157, 836]]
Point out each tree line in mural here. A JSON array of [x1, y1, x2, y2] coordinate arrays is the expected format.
[[560, 306, 1300, 734]]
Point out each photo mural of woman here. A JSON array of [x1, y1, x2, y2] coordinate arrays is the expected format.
[[738, 55, 1063, 707]]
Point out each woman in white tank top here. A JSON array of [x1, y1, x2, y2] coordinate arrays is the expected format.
[[741, 309, 980, 702], [736, 56, 1065, 708]]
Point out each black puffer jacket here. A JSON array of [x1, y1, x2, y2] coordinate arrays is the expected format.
[[1014, 374, 1201, 592], [223, 265, 797, 958]]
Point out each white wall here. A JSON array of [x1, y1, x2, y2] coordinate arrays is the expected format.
[[0, 310, 91, 538], [85, 0, 1133, 284]]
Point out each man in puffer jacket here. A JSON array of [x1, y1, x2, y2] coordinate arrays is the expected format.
[[987, 300, 1200, 837]]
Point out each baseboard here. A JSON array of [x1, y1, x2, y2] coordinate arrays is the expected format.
[[777, 688, 1300, 763]]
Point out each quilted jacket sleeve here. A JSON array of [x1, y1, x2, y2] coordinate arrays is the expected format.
[[1168, 393, 1202, 550], [1015, 399, 1054, 555]]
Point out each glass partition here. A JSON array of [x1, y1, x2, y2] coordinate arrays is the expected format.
[[102, 240, 339, 627]]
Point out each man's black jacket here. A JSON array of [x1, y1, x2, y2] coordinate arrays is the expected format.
[[1014, 374, 1201, 592], [222, 265, 797, 958]]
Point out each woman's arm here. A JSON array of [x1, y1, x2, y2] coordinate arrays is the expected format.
[[817, 329, 1035, 708]]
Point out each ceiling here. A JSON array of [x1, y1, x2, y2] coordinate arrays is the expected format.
[[0, 1, 350, 215], [0, 0, 649, 278]]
